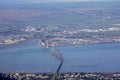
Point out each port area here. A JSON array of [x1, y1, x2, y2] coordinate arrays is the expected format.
[[0, 72, 120, 80]]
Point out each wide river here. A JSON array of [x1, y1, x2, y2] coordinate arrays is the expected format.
[[0, 40, 120, 73]]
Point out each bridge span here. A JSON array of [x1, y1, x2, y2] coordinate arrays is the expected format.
[[51, 43, 63, 73]]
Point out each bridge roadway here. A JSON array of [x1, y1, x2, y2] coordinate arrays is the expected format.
[[41, 40, 63, 74], [52, 45, 63, 73], [41, 40, 64, 80]]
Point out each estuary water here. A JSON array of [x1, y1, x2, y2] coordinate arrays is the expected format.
[[57, 43, 120, 72], [0, 40, 120, 73]]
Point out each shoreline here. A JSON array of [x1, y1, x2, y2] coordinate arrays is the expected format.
[[0, 72, 120, 80], [1, 38, 120, 49], [0, 39, 38, 50]]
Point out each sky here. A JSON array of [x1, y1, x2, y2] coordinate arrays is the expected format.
[[0, 0, 119, 3], [26, 0, 119, 3], [0, 0, 119, 6]]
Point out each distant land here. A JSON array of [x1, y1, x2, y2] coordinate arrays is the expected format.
[[0, 1, 120, 47]]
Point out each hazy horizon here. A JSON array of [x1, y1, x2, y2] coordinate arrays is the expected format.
[[0, 0, 119, 4]]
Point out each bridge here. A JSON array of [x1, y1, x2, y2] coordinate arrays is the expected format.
[[40, 39, 64, 80], [51, 43, 63, 73], [41, 39, 63, 74]]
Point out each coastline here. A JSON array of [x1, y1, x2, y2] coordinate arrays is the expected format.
[[0, 72, 120, 80], [0, 39, 38, 50], [1, 38, 120, 50]]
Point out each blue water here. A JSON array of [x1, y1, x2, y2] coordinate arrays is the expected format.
[[0, 40, 59, 73], [57, 43, 120, 72], [0, 40, 120, 73]]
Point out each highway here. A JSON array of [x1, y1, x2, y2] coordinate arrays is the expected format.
[[41, 40, 63, 73], [52, 46, 63, 73]]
